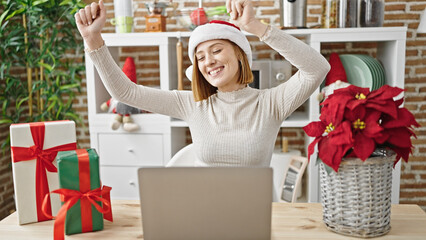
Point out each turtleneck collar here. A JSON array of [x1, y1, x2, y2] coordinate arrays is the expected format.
[[215, 86, 255, 102]]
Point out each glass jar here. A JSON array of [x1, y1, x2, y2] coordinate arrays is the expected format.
[[321, 0, 339, 28], [339, 0, 357, 28], [322, 0, 358, 28], [359, 0, 385, 27]]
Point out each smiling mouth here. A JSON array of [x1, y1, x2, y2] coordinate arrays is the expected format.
[[208, 67, 224, 77]]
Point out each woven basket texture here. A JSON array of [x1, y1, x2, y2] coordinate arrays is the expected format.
[[320, 155, 395, 238]]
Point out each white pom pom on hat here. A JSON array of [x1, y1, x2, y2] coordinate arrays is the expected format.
[[185, 20, 252, 81]]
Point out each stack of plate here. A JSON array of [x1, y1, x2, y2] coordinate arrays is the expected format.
[[339, 54, 386, 90]]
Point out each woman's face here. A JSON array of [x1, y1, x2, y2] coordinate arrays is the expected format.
[[195, 39, 243, 92]]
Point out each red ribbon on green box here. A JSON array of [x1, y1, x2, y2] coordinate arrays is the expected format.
[[42, 149, 113, 240], [11, 121, 77, 222]]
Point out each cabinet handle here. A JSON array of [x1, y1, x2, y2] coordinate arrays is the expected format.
[[128, 148, 134, 153], [129, 181, 135, 186], [276, 72, 287, 81]]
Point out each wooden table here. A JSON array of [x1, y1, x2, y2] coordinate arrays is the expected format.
[[1, 200, 426, 239]]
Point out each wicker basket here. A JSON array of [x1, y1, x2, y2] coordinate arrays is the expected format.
[[319, 154, 395, 238]]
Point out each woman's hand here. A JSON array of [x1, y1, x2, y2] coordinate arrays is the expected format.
[[75, 0, 106, 50], [225, 0, 267, 38]]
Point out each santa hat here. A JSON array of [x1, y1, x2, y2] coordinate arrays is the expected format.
[[122, 57, 137, 84], [186, 20, 252, 80], [325, 53, 347, 86]]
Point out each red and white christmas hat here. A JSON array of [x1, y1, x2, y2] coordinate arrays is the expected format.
[[325, 53, 347, 86], [188, 20, 252, 66], [186, 20, 252, 81]]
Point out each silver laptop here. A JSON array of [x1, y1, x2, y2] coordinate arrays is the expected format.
[[137, 167, 273, 240]]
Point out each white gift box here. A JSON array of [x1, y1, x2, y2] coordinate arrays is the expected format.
[[10, 121, 77, 225]]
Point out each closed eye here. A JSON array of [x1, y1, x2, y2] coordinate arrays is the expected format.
[[197, 56, 205, 61], [213, 49, 222, 54]]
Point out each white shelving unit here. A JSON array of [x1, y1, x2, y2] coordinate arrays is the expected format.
[[283, 27, 407, 204], [85, 27, 407, 201]]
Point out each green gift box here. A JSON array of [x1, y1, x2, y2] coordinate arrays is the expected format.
[[56, 149, 107, 235]]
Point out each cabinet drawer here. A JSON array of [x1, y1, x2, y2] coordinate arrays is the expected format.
[[101, 166, 141, 200], [98, 133, 164, 166]]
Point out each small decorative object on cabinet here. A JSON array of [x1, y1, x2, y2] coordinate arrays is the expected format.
[[359, 0, 385, 27], [145, 1, 169, 32], [270, 149, 302, 202], [85, 27, 407, 202], [321, 0, 339, 28], [303, 84, 419, 237], [279, 155, 308, 203], [280, 0, 307, 28], [338, 0, 357, 28], [99, 57, 141, 132], [112, 0, 134, 33], [321, 0, 358, 28]]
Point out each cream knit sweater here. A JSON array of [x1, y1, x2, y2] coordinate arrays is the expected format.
[[88, 26, 330, 167]]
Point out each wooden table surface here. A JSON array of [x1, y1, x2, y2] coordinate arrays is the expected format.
[[1, 200, 426, 239]]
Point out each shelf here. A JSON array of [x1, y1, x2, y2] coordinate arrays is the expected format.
[[101, 32, 190, 47], [101, 27, 407, 43], [91, 113, 169, 122], [283, 27, 407, 41], [170, 119, 189, 127], [89, 113, 171, 134], [281, 112, 310, 127]]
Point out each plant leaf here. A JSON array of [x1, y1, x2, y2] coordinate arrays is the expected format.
[[59, 0, 73, 6], [38, 62, 53, 72], [59, 83, 79, 91], [0, 119, 13, 124], [17, 97, 29, 109], [32, 0, 50, 7], [4, 8, 25, 22], [0, 9, 10, 27]]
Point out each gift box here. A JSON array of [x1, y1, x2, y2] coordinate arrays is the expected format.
[[10, 121, 77, 225], [47, 149, 112, 238]]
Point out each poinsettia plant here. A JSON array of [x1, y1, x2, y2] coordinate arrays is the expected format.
[[303, 85, 420, 172]]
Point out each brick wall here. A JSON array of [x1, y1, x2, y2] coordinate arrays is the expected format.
[[1, 0, 425, 220], [0, 125, 14, 220]]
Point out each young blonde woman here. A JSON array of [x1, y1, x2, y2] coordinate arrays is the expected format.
[[75, 0, 330, 166]]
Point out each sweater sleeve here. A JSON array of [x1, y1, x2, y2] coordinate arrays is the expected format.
[[262, 26, 331, 121], [87, 44, 194, 120]]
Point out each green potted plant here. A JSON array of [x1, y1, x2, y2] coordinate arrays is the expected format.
[[0, 0, 86, 151]]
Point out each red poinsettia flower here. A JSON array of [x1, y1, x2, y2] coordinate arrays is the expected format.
[[303, 106, 353, 172], [379, 107, 420, 162], [345, 108, 384, 160], [304, 84, 419, 172], [323, 85, 404, 122]]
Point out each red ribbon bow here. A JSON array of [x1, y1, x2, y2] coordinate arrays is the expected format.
[[10, 122, 77, 221], [42, 186, 113, 240]]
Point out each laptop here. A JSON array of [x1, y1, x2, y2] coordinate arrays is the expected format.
[[137, 167, 273, 240]]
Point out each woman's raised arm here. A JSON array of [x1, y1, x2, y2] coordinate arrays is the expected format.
[[75, 0, 106, 51]]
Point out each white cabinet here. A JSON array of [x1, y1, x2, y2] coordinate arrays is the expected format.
[[98, 133, 164, 166], [85, 27, 407, 202], [100, 166, 141, 199]]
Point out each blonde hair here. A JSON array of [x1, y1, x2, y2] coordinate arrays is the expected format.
[[191, 41, 253, 102]]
